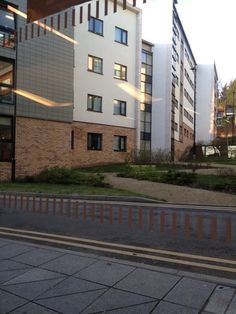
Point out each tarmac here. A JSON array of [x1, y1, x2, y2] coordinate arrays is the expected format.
[[0, 237, 236, 314]]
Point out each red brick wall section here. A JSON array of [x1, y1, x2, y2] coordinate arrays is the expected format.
[[71, 121, 135, 167], [0, 163, 11, 181], [12, 117, 135, 179], [15, 117, 72, 178], [175, 123, 194, 161]]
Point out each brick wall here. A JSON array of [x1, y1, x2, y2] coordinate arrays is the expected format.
[[71, 122, 135, 167], [174, 123, 194, 160], [0, 117, 135, 180], [15, 117, 72, 178], [0, 163, 12, 181]]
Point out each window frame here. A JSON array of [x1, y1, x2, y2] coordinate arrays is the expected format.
[[88, 55, 103, 75], [87, 133, 102, 151], [0, 114, 13, 162], [113, 135, 127, 152], [87, 94, 102, 113], [113, 99, 127, 116], [115, 27, 128, 45], [114, 63, 127, 81], [0, 56, 15, 105], [88, 16, 103, 36]]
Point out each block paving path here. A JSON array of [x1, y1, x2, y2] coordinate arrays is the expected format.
[[0, 237, 236, 313]]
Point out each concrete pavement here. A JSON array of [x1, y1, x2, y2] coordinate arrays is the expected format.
[[0, 237, 236, 313]]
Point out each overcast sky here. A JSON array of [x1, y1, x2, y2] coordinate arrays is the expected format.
[[176, 0, 236, 86]]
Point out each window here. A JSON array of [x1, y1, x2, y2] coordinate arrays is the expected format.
[[88, 55, 103, 74], [87, 133, 102, 150], [87, 94, 102, 112], [0, 6, 16, 48], [88, 17, 103, 36], [0, 116, 12, 161], [115, 27, 128, 45], [113, 136, 127, 152], [0, 59, 14, 104], [114, 63, 127, 80], [142, 50, 152, 65], [114, 99, 126, 116]]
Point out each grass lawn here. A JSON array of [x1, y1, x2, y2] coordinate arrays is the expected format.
[[0, 182, 154, 198]]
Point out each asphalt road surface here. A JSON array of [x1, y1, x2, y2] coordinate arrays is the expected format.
[[0, 199, 236, 278]]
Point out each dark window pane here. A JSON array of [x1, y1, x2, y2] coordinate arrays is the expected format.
[[88, 17, 103, 35], [0, 116, 12, 140], [0, 142, 12, 161], [88, 133, 102, 150]]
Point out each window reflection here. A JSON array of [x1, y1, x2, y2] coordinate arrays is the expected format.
[[0, 60, 13, 104]]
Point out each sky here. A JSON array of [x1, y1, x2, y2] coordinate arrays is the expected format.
[[176, 0, 236, 86]]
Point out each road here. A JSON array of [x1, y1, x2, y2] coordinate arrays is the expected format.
[[0, 197, 236, 278]]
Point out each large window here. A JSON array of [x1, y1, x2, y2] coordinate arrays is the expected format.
[[88, 55, 103, 74], [0, 59, 14, 104], [115, 27, 128, 45], [0, 6, 16, 48], [88, 17, 103, 36], [0, 116, 12, 162], [87, 133, 102, 150], [113, 99, 126, 116], [87, 94, 102, 112], [114, 63, 127, 80], [113, 136, 127, 152]]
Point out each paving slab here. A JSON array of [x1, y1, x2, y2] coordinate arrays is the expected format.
[[10, 302, 58, 314], [204, 285, 235, 314], [40, 253, 97, 275], [2, 277, 65, 300], [164, 277, 216, 309], [102, 301, 158, 313], [75, 260, 135, 286], [115, 268, 180, 299], [13, 248, 65, 266], [36, 276, 106, 299], [226, 294, 236, 314], [0, 268, 32, 285], [36, 288, 107, 314], [83, 288, 156, 313], [0, 259, 31, 272], [0, 239, 8, 248], [2, 268, 65, 285], [0, 289, 27, 313], [0, 243, 33, 259], [152, 301, 199, 314]]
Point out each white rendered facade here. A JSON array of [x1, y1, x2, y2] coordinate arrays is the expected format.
[[140, 0, 196, 159], [74, 1, 142, 132], [196, 64, 218, 144]]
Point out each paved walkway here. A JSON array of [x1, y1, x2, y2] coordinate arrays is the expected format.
[[0, 238, 236, 313], [105, 174, 236, 206]]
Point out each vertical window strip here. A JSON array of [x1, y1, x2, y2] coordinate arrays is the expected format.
[[80, 6, 83, 24], [31, 23, 34, 38], [105, 0, 108, 16], [19, 27, 22, 42], [64, 11, 68, 28], [44, 19, 47, 35], [57, 14, 60, 30], [96, 1, 99, 18], [50, 16, 54, 31], [114, 0, 117, 13], [72, 8, 76, 26], [25, 25, 28, 40], [87, 3, 91, 21]]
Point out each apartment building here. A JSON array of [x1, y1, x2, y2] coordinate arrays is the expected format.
[[196, 63, 218, 144], [141, 0, 196, 160], [0, 0, 141, 180]]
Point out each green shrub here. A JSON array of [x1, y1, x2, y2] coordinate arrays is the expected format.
[[160, 170, 197, 185], [29, 168, 107, 187]]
